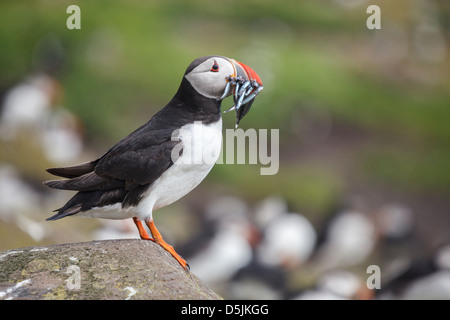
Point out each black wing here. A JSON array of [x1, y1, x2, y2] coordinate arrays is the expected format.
[[94, 128, 179, 187], [45, 108, 182, 191], [44, 112, 183, 219]]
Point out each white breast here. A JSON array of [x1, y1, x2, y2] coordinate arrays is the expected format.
[[136, 119, 223, 219]]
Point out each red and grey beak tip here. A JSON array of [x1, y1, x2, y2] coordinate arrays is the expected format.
[[235, 60, 263, 87]]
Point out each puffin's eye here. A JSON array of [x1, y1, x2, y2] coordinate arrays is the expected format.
[[210, 61, 219, 72]]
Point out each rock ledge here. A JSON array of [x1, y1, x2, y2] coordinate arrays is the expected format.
[[0, 239, 221, 300]]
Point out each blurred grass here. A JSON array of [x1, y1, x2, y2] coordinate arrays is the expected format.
[[211, 162, 342, 220], [1, 0, 450, 217]]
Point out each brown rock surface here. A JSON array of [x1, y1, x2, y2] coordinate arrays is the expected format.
[[0, 239, 221, 300]]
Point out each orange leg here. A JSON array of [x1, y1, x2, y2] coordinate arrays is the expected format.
[[145, 218, 189, 271], [133, 217, 154, 242]]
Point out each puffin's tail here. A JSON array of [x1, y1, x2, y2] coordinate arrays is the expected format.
[[44, 160, 97, 220]]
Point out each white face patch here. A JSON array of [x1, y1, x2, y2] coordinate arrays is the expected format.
[[185, 57, 235, 99]]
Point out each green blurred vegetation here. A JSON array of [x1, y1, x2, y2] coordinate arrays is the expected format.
[[1, 0, 449, 218]]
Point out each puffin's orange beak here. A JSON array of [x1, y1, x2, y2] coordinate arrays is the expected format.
[[234, 60, 263, 87]]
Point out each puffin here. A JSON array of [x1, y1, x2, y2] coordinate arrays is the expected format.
[[44, 55, 263, 270]]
